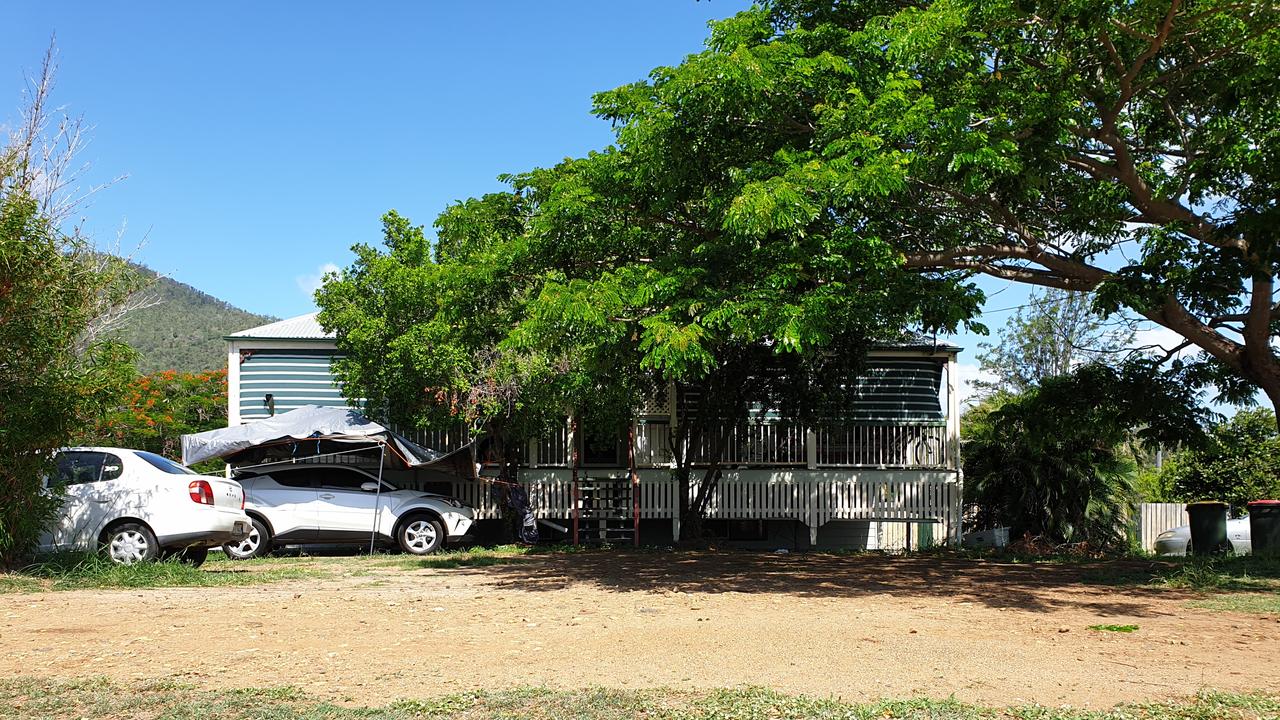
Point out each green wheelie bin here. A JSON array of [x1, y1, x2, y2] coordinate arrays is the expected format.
[[1185, 501, 1230, 556], [1247, 500, 1280, 557]]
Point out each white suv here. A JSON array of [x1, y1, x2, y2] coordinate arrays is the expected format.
[[223, 464, 475, 559], [39, 447, 252, 566]]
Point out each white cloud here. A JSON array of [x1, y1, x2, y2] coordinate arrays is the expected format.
[[296, 262, 340, 298]]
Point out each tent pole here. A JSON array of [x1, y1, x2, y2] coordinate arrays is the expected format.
[[369, 443, 386, 555]]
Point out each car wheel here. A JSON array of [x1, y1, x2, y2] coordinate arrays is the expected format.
[[103, 522, 159, 565], [223, 517, 271, 560], [398, 515, 444, 555]]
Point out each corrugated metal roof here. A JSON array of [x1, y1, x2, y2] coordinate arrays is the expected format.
[[228, 312, 334, 340], [885, 333, 963, 353]]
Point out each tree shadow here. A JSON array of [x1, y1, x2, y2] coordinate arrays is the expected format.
[[450, 549, 1200, 615]]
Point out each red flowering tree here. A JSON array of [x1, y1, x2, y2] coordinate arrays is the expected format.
[[78, 369, 228, 466]]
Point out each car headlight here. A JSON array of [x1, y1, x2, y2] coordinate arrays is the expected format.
[[1156, 530, 1177, 540], [440, 496, 464, 509]]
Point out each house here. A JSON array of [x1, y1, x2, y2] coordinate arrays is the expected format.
[[226, 314, 962, 550], [226, 313, 346, 426]]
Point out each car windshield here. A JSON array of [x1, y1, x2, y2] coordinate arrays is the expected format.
[[136, 451, 198, 475]]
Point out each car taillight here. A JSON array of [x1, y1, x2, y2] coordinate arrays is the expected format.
[[241, 490, 245, 510], [189, 480, 214, 505]]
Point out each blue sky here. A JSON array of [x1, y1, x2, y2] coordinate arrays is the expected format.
[[7, 2, 1189, 402], [5, 2, 756, 313]]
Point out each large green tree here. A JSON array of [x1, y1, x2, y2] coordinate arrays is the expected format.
[[714, 0, 1280, 414], [0, 56, 137, 566], [323, 0, 1280, 534]]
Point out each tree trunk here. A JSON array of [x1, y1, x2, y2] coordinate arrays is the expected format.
[[679, 421, 731, 542]]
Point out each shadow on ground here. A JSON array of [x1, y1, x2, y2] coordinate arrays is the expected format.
[[444, 550, 1198, 616]]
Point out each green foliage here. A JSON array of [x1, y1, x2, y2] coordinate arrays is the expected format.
[[1156, 409, 1280, 510], [616, 0, 1280, 416], [962, 361, 1208, 549], [0, 552, 327, 593], [73, 369, 228, 470], [109, 263, 273, 374], [1155, 555, 1280, 592], [0, 78, 138, 567], [1088, 624, 1139, 633], [319, 4, 995, 538]]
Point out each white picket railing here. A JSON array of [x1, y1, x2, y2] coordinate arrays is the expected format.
[[688, 422, 808, 466], [529, 420, 953, 470], [815, 423, 948, 468], [454, 474, 960, 542]]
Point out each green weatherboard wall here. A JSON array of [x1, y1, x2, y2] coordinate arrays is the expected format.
[[238, 349, 346, 421]]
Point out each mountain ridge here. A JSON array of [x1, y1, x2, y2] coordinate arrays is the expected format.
[[111, 263, 276, 373]]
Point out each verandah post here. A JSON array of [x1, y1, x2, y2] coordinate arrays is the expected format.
[[570, 414, 579, 546], [629, 421, 639, 547]]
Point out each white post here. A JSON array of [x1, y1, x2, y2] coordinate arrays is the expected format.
[[227, 341, 242, 426], [368, 444, 386, 554], [946, 352, 963, 546], [946, 352, 960, 471], [806, 428, 818, 470], [528, 438, 539, 469]]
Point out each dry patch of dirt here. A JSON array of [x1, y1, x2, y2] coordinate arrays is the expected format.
[[2, 552, 1277, 709]]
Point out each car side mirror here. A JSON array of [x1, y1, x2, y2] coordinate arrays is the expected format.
[[360, 481, 380, 493]]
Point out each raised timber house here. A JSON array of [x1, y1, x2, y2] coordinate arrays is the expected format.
[[226, 314, 962, 550]]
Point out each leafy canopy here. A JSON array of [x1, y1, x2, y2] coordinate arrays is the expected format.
[[1154, 409, 1280, 510], [962, 360, 1207, 548], [613, 0, 1280, 414], [74, 369, 229, 472]]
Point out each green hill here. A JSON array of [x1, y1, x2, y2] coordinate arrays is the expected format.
[[111, 264, 275, 374]]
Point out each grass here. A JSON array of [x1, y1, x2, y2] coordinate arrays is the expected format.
[[0, 552, 328, 593], [932, 549, 1280, 616], [1, 679, 1277, 720], [1088, 624, 1139, 633], [1188, 593, 1280, 614], [378, 542, 607, 570], [1151, 555, 1280, 591]]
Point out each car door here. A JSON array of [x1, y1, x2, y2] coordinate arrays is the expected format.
[[248, 470, 320, 543], [48, 451, 123, 550], [314, 467, 385, 541]]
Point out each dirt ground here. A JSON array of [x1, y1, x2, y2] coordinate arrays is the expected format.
[[2, 551, 1278, 709]]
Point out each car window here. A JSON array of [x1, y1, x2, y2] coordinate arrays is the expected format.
[[266, 470, 316, 489], [54, 452, 106, 486], [316, 467, 375, 491], [100, 453, 124, 481], [135, 450, 197, 475]]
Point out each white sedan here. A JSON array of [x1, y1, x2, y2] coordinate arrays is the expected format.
[[223, 463, 474, 559], [39, 447, 252, 566], [1153, 517, 1251, 556]]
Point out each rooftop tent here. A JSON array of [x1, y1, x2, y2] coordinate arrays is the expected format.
[[181, 404, 472, 473]]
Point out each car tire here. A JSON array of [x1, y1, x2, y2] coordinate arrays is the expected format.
[[102, 522, 160, 565], [397, 514, 445, 555], [223, 517, 272, 560]]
